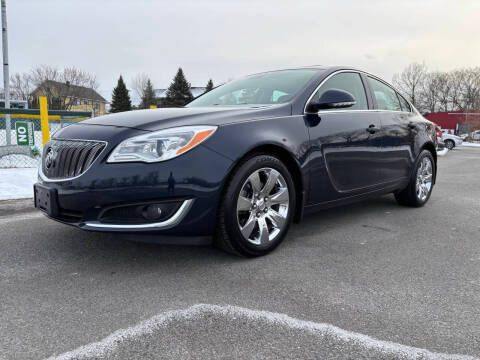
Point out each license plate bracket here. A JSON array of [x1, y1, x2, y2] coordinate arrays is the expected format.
[[34, 184, 59, 217]]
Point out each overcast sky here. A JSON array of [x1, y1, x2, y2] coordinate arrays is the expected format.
[[7, 0, 480, 102]]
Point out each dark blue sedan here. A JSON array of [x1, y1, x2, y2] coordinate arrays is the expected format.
[[34, 66, 437, 256]]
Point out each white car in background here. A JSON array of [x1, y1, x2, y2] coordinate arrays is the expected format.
[[441, 130, 463, 149]]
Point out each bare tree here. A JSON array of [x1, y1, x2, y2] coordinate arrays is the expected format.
[[420, 72, 443, 114], [435, 72, 452, 112], [392, 62, 427, 109], [9, 72, 34, 103], [447, 70, 465, 111], [393, 63, 480, 116], [460, 68, 480, 111], [131, 73, 149, 105], [62, 66, 99, 90], [29, 65, 99, 110]]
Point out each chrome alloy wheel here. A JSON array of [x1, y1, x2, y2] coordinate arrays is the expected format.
[[236, 168, 289, 246], [416, 157, 433, 201]]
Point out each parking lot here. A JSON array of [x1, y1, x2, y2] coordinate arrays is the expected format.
[[1, 147, 479, 359]]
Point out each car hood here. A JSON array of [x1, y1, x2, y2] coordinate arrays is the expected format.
[[76, 105, 291, 132]]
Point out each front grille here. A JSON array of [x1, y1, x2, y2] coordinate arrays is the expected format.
[[42, 139, 106, 180]]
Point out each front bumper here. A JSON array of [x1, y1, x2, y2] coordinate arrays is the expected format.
[[36, 143, 233, 236]]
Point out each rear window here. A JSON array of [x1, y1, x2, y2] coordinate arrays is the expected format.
[[367, 76, 402, 111]]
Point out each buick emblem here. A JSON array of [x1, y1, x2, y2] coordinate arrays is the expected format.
[[45, 148, 56, 169]]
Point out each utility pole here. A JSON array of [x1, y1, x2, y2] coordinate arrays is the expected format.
[[1, 0, 10, 145]]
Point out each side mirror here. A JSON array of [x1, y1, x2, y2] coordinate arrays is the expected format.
[[305, 89, 356, 114]]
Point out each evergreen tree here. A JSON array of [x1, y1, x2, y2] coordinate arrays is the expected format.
[[140, 79, 156, 109], [110, 75, 132, 113], [205, 79, 214, 93], [163, 68, 193, 107]]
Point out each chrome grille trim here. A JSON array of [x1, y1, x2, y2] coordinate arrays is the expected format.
[[40, 139, 107, 182]]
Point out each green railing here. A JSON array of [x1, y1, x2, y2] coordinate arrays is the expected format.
[[0, 101, 93, 168]]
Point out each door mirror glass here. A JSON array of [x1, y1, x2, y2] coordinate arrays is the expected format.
[[306, 89, 356, 113]]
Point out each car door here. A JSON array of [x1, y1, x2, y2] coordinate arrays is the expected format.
[[366, 76, 412, 182], [306, 71, 384, 204]]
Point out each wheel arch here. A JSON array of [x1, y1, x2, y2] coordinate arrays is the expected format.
[[219, 143, 306, 224], [420, 141, 437, 184]]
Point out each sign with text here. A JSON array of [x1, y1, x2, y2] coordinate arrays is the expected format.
[[15, 121, 35, 146]]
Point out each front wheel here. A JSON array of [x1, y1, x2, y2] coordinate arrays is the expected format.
[[395, 150, 435, 207], [215, 154, 296, 257], [445, 139, 455, 150]]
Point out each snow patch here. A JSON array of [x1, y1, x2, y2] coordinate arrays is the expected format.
[[44, 304, 478, 360], [0, 167, 38, 200], [437, 148, 449, 156], [461, 142, 480, 148]]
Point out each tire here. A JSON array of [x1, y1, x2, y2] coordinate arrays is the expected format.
[[215, 154, 296, 257], [445, 139, 455, 150], [394, 150, 435, 207]]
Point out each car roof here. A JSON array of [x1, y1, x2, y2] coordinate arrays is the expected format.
[[247, 65, 370, 77]]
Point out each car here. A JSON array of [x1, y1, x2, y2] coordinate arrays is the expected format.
[[441, 131, 463, 149], [34, 66, 438, 257], [472, 130, 480, 141]]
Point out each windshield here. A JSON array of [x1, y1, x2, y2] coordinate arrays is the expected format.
[[187, 69, 320, 107]]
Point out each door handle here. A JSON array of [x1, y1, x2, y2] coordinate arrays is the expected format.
[[366, 124, 378, 134]]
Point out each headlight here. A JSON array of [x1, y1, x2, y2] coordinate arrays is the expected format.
[[107, 125, 217, 163]]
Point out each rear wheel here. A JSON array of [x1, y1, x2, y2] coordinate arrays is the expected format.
[[215, 154, 296, 257], [395, 150, 435, 207], [445, 139, 455, 150]]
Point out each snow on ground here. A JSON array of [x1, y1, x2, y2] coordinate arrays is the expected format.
[[437, 148, 449, 156], [0, 167, 38, 200], [461, 142, 480, 147]]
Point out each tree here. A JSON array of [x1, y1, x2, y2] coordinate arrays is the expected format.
[[9, 72, 34, 105], [140, 79, 156, 109], [162, 68, 193, 107], [205, 79, 214, 93], [460, 68, 480, 111], [28, 65, 99, 110], [420, 72, 442, 114], [392, 62, 427, 109], [435, 72, 452, 112], [131, 72, 149, 105], [110, 75, 132, 113], [393, 63, 480, 116]]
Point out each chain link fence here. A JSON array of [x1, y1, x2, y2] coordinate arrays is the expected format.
[[0, 109, 91, 168]]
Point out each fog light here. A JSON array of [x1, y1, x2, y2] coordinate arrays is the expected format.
[[100, 201, 183, 224], [143, 204, 163, 220]]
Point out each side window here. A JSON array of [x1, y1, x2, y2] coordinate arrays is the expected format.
[[271, 90, 289, 103], [316, 72, 368, 110], [397, 94, 411, 112], [367, 77, 401, 111]]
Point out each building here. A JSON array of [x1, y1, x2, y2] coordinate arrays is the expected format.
[[424, 111, 480, 134], [31, 80, 107, 116], [154, 87, 207, 104]]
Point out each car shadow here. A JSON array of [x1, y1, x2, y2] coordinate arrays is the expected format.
[[292, 194, 399, 227], [33, 194, 403, 267]]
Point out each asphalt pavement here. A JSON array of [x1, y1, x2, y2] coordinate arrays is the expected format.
[[1, 147, 479, 359]]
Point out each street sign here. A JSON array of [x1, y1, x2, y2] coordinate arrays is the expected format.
[[15, 121, 35, 146]]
